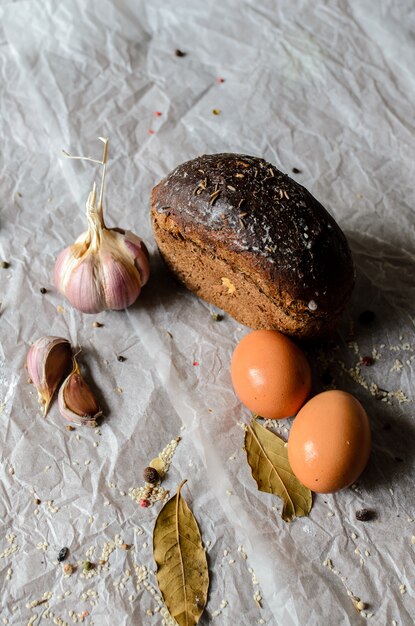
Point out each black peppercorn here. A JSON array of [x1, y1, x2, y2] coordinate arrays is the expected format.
[[117, 355, 127, 362], [175, 49, 186, 57], [211, 313, 224, 322], [292, 167, 302, 174], [355, 509, 376, 522], [40, 287, 47, 294], [57, 547, 69, 562], [143, 466, 160, 484]]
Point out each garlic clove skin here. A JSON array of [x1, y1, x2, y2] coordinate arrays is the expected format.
[[26, 336, 72, 415], [58, 358, 102, 428], [55, 244, 105, 314], [118, 229, 150, 287]]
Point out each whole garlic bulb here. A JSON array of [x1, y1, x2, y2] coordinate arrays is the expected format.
[[54, 138, 150, 314]]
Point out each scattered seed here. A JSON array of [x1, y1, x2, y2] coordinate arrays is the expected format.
[[1, 261, 10, 269], [216, 77, 225, 83], [120, 543, 131, 550], [40, 287, 47, 294], [33, 498, 41, 505], [154, 111, 162, 116], [148, 129, 155, 135], [292, 167, 302, 174], [117, 355, 127, 362], [27, 377, 32, 384], [92, 321, 103, 328], [175, 49, 186, 57], [82, 561, 94, 571], [212, 108, 221, 116], [139, 499, 150, 508], [57, 547, 69, 562], [66, 425, 75, 431], [355, 509, 376, 522], [211, 312, 224, 321], [358, 310, 376, 325], [143, 466, 160, 484]]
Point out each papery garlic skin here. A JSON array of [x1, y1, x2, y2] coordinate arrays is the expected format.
[[54, 186, 150, 314], [27, 336, 72, 415], [58, 357, 102, 428]]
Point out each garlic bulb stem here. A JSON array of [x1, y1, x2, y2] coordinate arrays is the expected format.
[[63, 136, 109, 224]]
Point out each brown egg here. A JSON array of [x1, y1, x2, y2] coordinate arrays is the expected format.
[[231, 330, 312, 419], [287, 390, 371, 493]]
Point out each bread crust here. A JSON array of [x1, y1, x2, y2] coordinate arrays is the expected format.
[[151, 153, 354, 338]]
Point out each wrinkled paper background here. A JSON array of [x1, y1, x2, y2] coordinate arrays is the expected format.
[[0, 1, 414, 624]]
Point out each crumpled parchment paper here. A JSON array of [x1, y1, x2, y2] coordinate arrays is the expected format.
[[0, 1, 414, 624]]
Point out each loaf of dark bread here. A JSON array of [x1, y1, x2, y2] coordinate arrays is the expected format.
[[151, 153, 354, 339]]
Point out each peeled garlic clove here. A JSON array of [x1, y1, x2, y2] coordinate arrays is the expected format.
[[26, 337, 72, 415], [58, 358, 102, 428]]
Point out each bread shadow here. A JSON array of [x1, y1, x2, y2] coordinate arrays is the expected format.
[[306, 230, 415, 492], [129, 249, 188, 313]]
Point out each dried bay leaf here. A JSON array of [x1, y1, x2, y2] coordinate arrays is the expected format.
[[245, 419, 312, 522], [153, 480, 209, 626]]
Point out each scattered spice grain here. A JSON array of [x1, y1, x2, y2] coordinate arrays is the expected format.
[[175, 49, 186, 57], [211, 312, 224, 321], [40, 287, 47, 294], [355, 509, 376, 522], [57, 547, 69, 562], [361, 356, 374, 366], [143, 467, 159, 484]]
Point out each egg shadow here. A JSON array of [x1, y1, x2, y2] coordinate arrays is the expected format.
[[305, 230, 415, 492]]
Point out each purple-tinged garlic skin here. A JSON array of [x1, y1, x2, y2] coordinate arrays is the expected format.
[[54, 188, 150, 314], [58, 357, 102, 428], [26, 336, 72, 415]]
